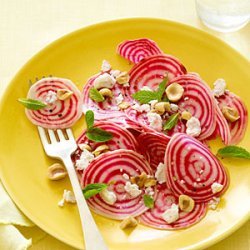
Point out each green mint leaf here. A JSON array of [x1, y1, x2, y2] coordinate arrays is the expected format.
[[156, 77, 168, 101], [143, 194, 154, 208], [82, 183, 108, 199], [132, 91, 159, 104], [18, 98, 47, 110], [163, 113, 179, 130], [85, 110, 94, 129], [89, 88, 104, 102], [217, 146, 250, 159], [86, 127, 113, 142]]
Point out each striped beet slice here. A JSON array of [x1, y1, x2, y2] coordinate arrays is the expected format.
[[138, 184, 207, 229], [137, 132, 170, 170], [165, 133, 229, 203], [81, 149, 153, 220], [123, 54, 187, 102], [25, 77, 82, 129], [214, 101, 231, 145], [117, 38, 163, 64], [82, 73, 126, 120], [216, 91, 248, 144], [166, 74, 217, 140], [72, 121, 139, 164]]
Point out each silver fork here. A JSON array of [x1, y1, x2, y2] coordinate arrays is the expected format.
[[38, 126, 108, 250]]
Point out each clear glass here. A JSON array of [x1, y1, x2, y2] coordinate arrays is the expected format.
[[195, 0, 250, 32]]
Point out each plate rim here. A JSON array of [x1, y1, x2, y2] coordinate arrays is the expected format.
[[0, 17, 249, 250]]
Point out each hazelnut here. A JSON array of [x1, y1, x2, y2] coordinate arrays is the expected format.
[[131, 172, 147, 188], [178, 194, 195, 212], [165, 83, 184, 102], [57, 89, 73, 101], [181, 110, 192, 120], [222, 106, 240, 122], [120, 216, 138, 230], [78, 143, 92, 152], [98, 88, 113, 98], [118, 101, 130, 110], [154, 102, 171, 115], [47, 163, 67, 181], [144, 178, 157, 187], [116, 71, 130, 85], [92, 144, 110, 157]]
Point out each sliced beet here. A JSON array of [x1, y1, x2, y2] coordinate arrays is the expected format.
[[138, 183, 207, 229], [164, 133, 229, 203], [117, 38, 163, 64], [137, 132, 170, 170], [25, 77, 82, 129], [81, 149, 153, 220], [216, 91, 248, 144]]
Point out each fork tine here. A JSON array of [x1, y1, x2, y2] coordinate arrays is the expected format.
[[66, 129, 74, 140], [48, 129, 57, 143], [57, 129, 65, 141], [37, 126, 49, 147]]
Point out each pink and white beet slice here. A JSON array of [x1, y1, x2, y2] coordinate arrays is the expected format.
[[81, 149, 153, 220], [25, 77, 82, 129], [138, 184, 207, 230], [137, 132, 170, 170], [216, 91, 248, 145], [117, 38, 163, 64], [164, 133, 229, 203]]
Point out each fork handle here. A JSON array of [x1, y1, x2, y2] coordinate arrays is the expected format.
[[63, 156, 109, 250]]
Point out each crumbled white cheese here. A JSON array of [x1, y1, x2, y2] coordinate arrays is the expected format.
[[132, 103, 150, 113], [211, 182, 224, 194], [186, 117, 201, 137], [161, 204, 179, 224], [115, 93, 124, 105], [75, 149, 95, 170], [122, 173, 130, 180], [155, 162, 166, 184], [101, 60, 111, 72], [170, 103, 179, 112], [147, 112, 163, 131], [45, 90, 57, 104], [141, 86, 153, 91], [184, 97, 189, 101], [212, 78, 226, 97], [58, 189, 76, 207], [124, 182, 142, 198], [93, 73, 116, 89], [208, 197, 220, 210], [110, 69, 121, 78], [149, 99, 158, 110], [100, 189, 117, 205]]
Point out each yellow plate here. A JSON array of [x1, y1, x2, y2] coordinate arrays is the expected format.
[[0, 18, 249, 250]]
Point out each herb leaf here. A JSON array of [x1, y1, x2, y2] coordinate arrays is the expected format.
[[163, 113, 179, 130], [18, 98, 47, 110], [82, 183, 108, 199], [157, 78, 168, 100], [85, 110, 94, 129], [132, 77, 168, 104], [217, 146, 250, 159], [132, 91, 159, 104], [143, 194, 154, 208], [86, 127, 113, 142], [89, 88, 104, 102]]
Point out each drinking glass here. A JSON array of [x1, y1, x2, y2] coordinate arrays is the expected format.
[[195, 0, 250, 32]]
